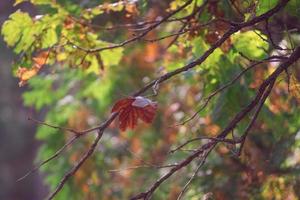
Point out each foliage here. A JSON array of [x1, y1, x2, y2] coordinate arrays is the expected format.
[[2, 0, 300, 199]]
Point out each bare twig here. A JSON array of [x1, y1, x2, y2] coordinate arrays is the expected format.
[[28, 117, 109, 135], [47, 130, 104, 200], [176, 151, 208, 200], [70, 0, 194, 53], [108, 163, 177, 173], [237, 77, 276, 155], [169, 136, 239, 154], [134, 0, 291, 97], [143, 28, 190, 43], [46, 112, 118, 200], [28, 117, 80, 134], [175, 55, 287, 126], [29, 1, 293, 199], [130, 44, 300, 200], [17, 135, 79, 182]]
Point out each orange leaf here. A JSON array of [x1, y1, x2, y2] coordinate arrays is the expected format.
[[16, 50, 49, 87], [112, 96, 157, 131], [16, 64, 40, 87], [33, 50, 50, 66]]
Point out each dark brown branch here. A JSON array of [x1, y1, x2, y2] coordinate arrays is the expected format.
[[76, 0, 210, 32], [17, 135, 79, 182], [28, 117, 80, 134], [40, 1, 291, 199], [108, 163, 178, 173], [47, 130, 104, 200], [237, 79, 275, 155], [130, 44, 300, 200], [131, 142, 216, 200], [176, 151, 209, 200], [71, 0, 194, 53], [73, 17, 184, 31], [145, 0, 209, 45], [143, 28, 190, 43], [176, 55, 287, 126], [134, 0, 290, 96], [46, 112, 118, 200], [28, 117, 108, 135], [169, 136, 239, 154], [165, 23, 187, 49]]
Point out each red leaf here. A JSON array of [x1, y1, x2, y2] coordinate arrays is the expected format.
[[112, 96, 157, 131], [111, 97, 135, 113]]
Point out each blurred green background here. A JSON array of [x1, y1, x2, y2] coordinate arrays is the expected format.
[[1, 1, 300, 200], [0, 1, 47, 199]]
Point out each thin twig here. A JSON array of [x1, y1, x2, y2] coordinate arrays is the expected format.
[[169, 136, 239, 154], [47, 130, 104, 200], [143, 28, 190, 43], [237, 78, 276, 155], [28, 117, 80, 134], [134, 0, 290, 97], [31, 1, 292, 199], [176, 152, 208, 200], [71, 0, 194, 53], [46, 112, 118, 200], [17, 135, 79, 182], [131, 41, 300, 200], [175, 55, 287, 126], [28, 117, 106, 135], [108, 163, 177, 173]]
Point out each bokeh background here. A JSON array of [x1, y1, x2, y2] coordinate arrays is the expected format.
[[0, 1, 48, 199], [1, 1, 300, 200]]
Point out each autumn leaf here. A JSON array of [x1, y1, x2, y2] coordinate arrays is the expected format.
[[16, 50, 49, 86], [16, 66, 40, 87], [112, 96, 157, 131], [32, 50, 50, 66]]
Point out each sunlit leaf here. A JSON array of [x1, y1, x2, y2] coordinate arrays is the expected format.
[[232, 30, 269, 60], [1, 11, 33, 47], [256, 0, 279, 15]]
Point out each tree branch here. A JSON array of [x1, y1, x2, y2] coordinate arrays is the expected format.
[[176, 55, 287, 126], [134, 0, 290, 96], [46, 112, 118, 200], [47, 130, 104, 200], [69, 0, 194, 53], [35, 1, 292, 199], [130, 45, 300, 200]]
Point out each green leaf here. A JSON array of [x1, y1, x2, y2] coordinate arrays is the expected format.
[[101, 48, 124, 67], [256, 0, 279, 15], [192, 37, 223, 71], [285, 0, 300, 17], [1, 11, 33, 47], [41, 28, 58, 48], [82, 78, 112, 110], [14, 25, 42, 53], [22, 76, 63, 110], [232, 30, 269, 60], [85, 55, 100, 74]]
